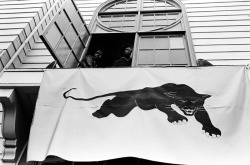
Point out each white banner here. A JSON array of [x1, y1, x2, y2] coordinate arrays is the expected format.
[[28, 67, 250, 165]]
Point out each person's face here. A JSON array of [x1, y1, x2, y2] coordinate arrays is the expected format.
[[94, 50, 103, 60], [124, 47, 132, 55], [86, 56, 93, 66]]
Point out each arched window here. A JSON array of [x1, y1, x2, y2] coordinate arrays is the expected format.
[[87, 0, 195, 67]]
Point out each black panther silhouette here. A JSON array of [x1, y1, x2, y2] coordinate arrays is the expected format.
[[63, 83, 221, 137]]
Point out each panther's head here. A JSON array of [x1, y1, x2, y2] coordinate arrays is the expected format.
[[164, 86, 211, 116]]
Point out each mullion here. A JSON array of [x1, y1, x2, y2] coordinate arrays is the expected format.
[[140, 9, 181, 14], [99, 11, 138, 15], [153, 36, 156, 66]]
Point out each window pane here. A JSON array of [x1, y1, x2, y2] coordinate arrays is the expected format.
[[64, 52, 78, 68], [56, 11, 70, 34], [100, 14, 136, 31], [140, 37, 154, 49], [65, 25, 77, 48], [106, 8, 114, 12], [137, 35, 188, 66], [155, 14, 167, 20], [170, 50, 187, 65], [167, 23, 182, 31], [142, 14, 154, 20], [140, 12, 180, 31], [72, 13, 84, 34], [167, 6, 177, 10], [170, 37, 184, 49], [126, 0, 137, 10], [45, 24, 62, 49], [124, 15, 136, 21], [142, 0, 178, 10], [121, 27, 135, 31], [55, 38, 71, 65], [142, 20, 154, 26], [141, 26, 154, 31], [155, 1, 166, 7], [100, 16, 111, 22], [144, 2, 154, 7], [112, 15, 123, 21], [106, 0, 137, 12], [115, 3, 126, 9], [168, 13, 179, 19], [73, 38, 85, 60], [79, 26, 89, 44], [138, 50, 154, 64], [110, 21, 122, 27], [155, 20, 168, 26], [154, 36, 169, 49], [155, 6, 167, 10], [123, 21, 135, 27], [64, 0, 76, 21], [154, 50, 170, 64]]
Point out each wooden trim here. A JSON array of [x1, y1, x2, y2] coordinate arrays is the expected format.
[[176, 0, 196, 66], [0, 89, 30, 164]]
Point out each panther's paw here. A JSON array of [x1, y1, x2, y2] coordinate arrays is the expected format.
[[202, 126, 221, 139], [92, 110, 109, 118], [168, 115, 188, 125], [172, 119, 187, 125]]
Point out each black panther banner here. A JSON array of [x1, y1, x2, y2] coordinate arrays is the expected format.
[[28, 67, 250, 165]]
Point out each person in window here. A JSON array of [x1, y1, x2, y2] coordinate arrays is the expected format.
[[83, 54, 96, 68], [83, 49, 104, 68], [113, 46, 133, 67], [196, 59, 213, 66]]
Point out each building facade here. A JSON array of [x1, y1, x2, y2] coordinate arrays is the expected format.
[[0, 0, 250, 164]]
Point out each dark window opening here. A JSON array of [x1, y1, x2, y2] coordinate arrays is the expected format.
[[86, 33, 135, 67]]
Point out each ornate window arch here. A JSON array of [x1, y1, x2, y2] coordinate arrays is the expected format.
[[88, 0, 196, 67]]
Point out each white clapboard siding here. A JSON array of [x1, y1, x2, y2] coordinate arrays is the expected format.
[[195, 45, 250, 53], [181, 0, 250, 3], [186, 10, 250, 17], [0, 0, 49, 6], [184, 1, 250, 8], [0, 4, 45, 10], [0, 0, 57, 71], [182, 0, 250, 65], [192, 32, 250, 39], [209, 60, 250, 66], [75, 0, 106, 24], [193, 38, 250, 46], [186, 6, 250, 13], [196, 52, 250, 60], [191, 26, 250, 32], [190, 20, 250, 27], [188, 15, 250, 22]]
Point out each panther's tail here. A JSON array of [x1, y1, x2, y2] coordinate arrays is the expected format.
[[63, 88, 120, 101]]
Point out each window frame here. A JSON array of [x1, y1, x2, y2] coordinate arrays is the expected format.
[[88, 0, 196, 67], [40, 0, 91, 68]]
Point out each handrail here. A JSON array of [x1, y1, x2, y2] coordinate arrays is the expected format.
[[0, 0, 66, 76]]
